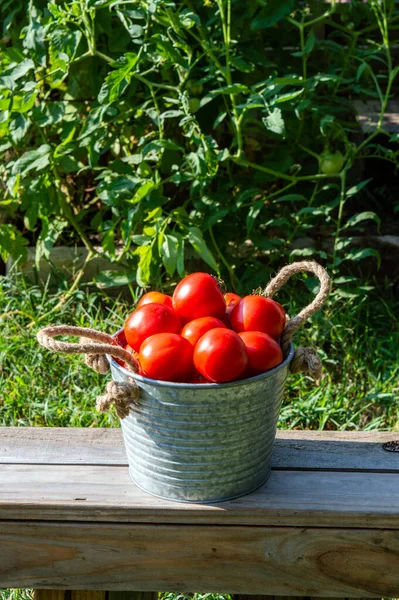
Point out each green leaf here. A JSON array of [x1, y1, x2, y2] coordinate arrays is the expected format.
[[9, 114, 31, 144], [161, 234, 178, 277], [136, 245, 152, 286], [346, 179, 372, 197], [344, 211, 381, 229], [34, 101, 65, 127], [274, 89, 304, 104], [11, 144, 52, 176], [231, 56, 254, 73], [179, 9, 201, 28], [251, 0, 294, 30], [0, 59, 35, 90], [129, 181, 155, 204], [0, 223, 28, 263], [142, 139, 184, 157], [304, 30, 316, 55], [344, 248, 381, 268], [320, 114, 334, 136], [102, 227, 115, 257], [35, 219, 67, 265], [78, 105, 109, 139], [154, 38, 187, 68], [116, 10, 144, 40], [290, 248, 315, 258], [187, 226, 218, 271], [263, 108, 285, 136], [212, 84, 249, 95], [277, 194, 306, 202], [95, 270, 136, 288], [246, 200, 263, 234], [98, 53, 138, 104], [50, 28, 82, 64]]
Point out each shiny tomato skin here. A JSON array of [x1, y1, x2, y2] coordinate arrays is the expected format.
[[137, 291, 173, 310], [193, 328, 248, 383], [124, 303, 180, 351], [224, 292, 241, 325], [181, 316, 227, 347], [139, 333, 194, 382], [230, 295, 286, 340], [238, 331, 283, 376], [172, 272, 226, 323]]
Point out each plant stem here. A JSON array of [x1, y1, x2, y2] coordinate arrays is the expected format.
[[93, 50, 177, 91], [217, 0, 243, 157], [234, 158, 340, 182], [209, 225, 238, 290], [331, 170, 347, 282]]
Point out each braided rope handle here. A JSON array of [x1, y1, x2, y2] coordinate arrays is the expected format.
[[36, 326, 139, 418], [37, 325, 139, 372], [262, 260, 330, 355]]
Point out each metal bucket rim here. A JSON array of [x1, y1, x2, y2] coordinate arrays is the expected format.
[[107, 337, 294, 390]]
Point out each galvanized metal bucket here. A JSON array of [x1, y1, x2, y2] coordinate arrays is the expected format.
[[108, 334, 295, 503], [37, 261, 330, 504]]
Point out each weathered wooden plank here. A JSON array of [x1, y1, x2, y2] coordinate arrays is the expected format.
[[1, 521, 399, 596], [0, 463, 398, 528], [0, 428, 127, 466], [1, 428, 399, 472]]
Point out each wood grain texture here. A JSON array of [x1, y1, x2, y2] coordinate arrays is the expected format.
[[2, 521, 399, 597], [108, 592, 158, 600], [34, 591, 67, 600], [71, 593, 106, 600], [1, 463, 399, 528], [1, 428, 399, 471]]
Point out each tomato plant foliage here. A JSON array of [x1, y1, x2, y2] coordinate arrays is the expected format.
[[0, 0, 398, 295]]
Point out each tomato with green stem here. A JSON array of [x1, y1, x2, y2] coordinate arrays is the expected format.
[[173, 272, 226, 323]]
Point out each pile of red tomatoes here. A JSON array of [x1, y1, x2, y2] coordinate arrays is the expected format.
[[118, 272, 286, 384]]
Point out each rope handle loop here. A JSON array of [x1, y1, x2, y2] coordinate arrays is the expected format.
[[36, 325, 139, 372], [262, 260, 330, 355]]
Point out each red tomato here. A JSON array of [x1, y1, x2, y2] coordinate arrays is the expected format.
[[181, 316, 226, 346], [224, 292, 241, 325], [230, 295, 286, 340], [137, 291, 173, 310], [139, 333, 194, 382], [238, 331, 283, 376], [124, 303, 180, 351], [173, 272, 226, 323], [193, 328, 248, 383]]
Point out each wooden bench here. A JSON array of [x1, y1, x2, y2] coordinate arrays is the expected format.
[[1, 428, 399, 599]]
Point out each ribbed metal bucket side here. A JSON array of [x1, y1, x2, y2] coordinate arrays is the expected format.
[[110, 344, 294, 503]]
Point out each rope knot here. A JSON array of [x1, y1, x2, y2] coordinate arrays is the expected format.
[[96, 380, 139, 419], [80, 337, 110, 374], [289, 346, 322, 384]]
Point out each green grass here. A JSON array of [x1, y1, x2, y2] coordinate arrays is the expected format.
[[1, 272, 398, 600], [0, 272, 398, 430]]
